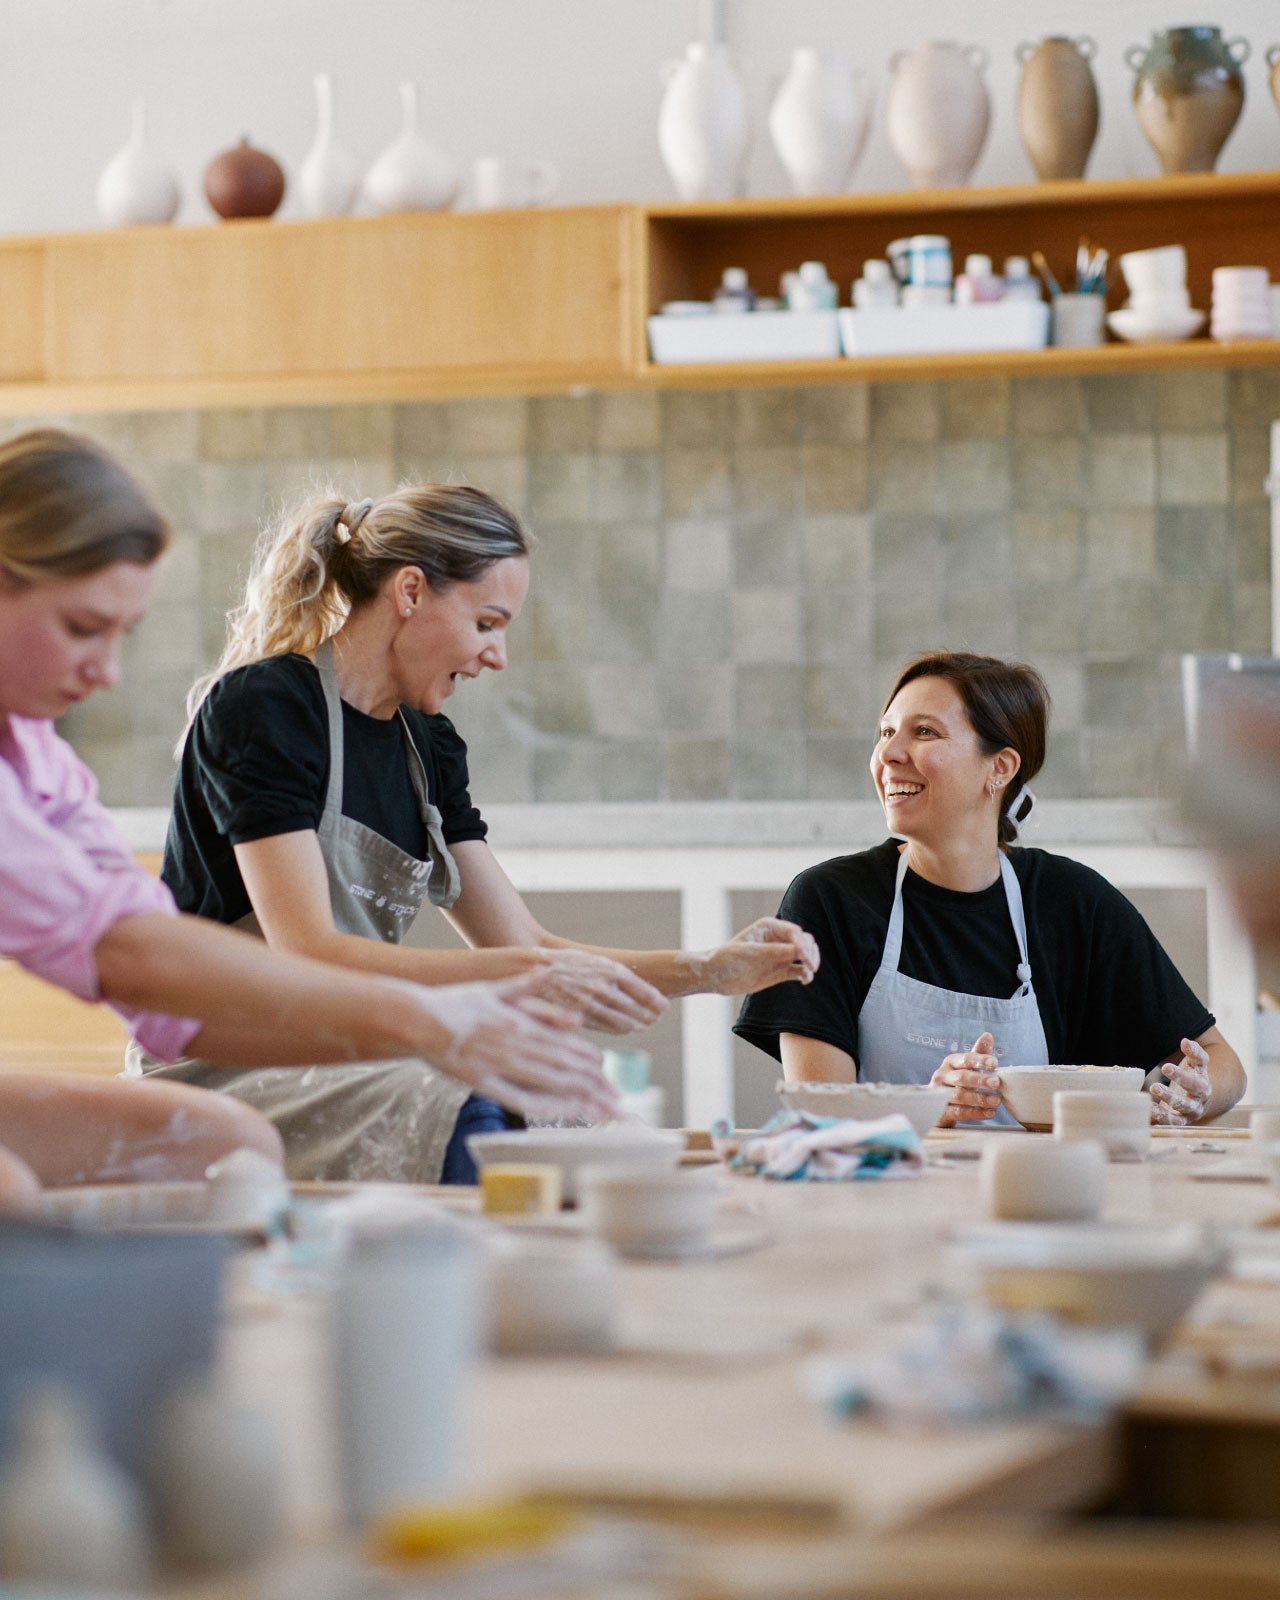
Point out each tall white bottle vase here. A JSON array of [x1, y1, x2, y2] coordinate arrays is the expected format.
[[768, 47, 871, 195], [95, 98, 180, 227], [361, 81, 458, 214], [657, 40, 749, 202], [885, 41, 992, 188], [298, 73, 361, 218]]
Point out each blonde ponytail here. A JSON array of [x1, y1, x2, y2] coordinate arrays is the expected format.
[[181, 482, 528, 748]]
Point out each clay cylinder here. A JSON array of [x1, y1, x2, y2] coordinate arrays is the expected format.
[[203, 137, 286, 219], [1016, 36, 1100, 181]]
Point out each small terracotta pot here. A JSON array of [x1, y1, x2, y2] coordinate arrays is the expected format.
[[204, 137, 286, 219]]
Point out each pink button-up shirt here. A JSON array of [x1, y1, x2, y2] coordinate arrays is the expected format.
[[0, 714, 199, 1063]]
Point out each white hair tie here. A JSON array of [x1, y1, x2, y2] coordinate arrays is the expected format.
[[1005, 784, 1036, 840], [338, 498, 373, 542]]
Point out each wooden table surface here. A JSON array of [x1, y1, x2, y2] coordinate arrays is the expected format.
[[217, 1128, 1280, 1558]]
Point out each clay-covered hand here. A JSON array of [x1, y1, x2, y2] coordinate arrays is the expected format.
[[417, 974, 620, 1124], [696, 918, 821, 996], [523, 949, 667, 1035], [1149, 1036, 1211, 1127], [930, 1031, 1003, 1126]]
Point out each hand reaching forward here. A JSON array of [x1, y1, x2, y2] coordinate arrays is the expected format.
[[697, 918, 821, 996], [522, 949, 667, 1035], [417, 974, 620, 1124], [930, 1030, 1003, 1126], [1149, 1036, 1211, 1126]]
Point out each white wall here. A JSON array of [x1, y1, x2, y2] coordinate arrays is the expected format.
[[7, 1, 1280, 234]]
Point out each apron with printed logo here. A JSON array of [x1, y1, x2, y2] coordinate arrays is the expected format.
[[855, 851, 1050, 1127], [128, 641, 472, 1181]]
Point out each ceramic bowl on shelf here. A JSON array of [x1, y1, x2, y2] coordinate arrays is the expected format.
[[775, 1079, 951, 1137], [997, 1065, 1145, 1131], [466, 1126, 684, 1204], [1106, 306, 1206, 344]]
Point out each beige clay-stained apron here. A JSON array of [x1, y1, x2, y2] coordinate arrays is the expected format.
[[127, 641, 470, 1183]]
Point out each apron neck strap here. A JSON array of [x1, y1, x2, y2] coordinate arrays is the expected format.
[[883, 848, 1034, 994]]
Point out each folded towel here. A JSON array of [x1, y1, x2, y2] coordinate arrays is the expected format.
[[731, 1110, 924, 1181]]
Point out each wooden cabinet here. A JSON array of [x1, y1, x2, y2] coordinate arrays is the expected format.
[[0, 173, 1277, 413]]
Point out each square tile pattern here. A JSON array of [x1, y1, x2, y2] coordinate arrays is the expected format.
[[44, 373, 1271, 806]]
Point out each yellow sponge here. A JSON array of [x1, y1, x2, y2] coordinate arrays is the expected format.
[[480, 1163, 562, 1216], [368, 1495, 576, 1565]]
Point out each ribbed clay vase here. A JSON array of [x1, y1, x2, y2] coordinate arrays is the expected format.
[[657, 40, 749, 201], [768, 47, 870, 195], [885, 41, 991, 187], [1126, 25, 1249, 174], [1015, 36, 1100, 180]]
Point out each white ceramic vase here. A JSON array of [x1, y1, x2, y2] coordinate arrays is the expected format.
[[95, 99, 181, 227], [361, 81, 458, 214], [657, 41, 748, 202], [885, 41, 991, 187], [298, 73, 361, 218], [768, 47, 871, 195]]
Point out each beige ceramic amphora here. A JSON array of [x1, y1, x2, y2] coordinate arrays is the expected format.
[[1267, 45, 1280, 118], [1126, 25, 1249, 174], [1015, 36, 1100, 180], [885, 40, 991, 187]]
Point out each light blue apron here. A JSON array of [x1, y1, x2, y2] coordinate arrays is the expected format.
[[855, 851, 1050, 1127]]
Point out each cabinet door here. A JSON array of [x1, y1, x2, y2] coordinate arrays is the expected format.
[[44, 208, 636, 387]]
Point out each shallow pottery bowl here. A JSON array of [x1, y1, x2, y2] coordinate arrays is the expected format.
[[775, 1080, 951, 1138], [951, 1222, 1225, 1344], [998, 1065, 1144, 1131], [466, 1126, 684, 1204]]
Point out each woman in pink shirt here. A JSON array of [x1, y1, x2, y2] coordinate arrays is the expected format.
[[0, 429, 618, 1209]]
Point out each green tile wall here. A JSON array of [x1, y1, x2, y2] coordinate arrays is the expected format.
[[42, 369, 1274, 806]]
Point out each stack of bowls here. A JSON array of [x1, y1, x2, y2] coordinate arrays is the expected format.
[[1054, 1089, 1151, 1162], [1108, 245, 1205, 342], [1211, 266, 1274, 340]]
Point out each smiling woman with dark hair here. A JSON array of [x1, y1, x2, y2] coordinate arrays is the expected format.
[[736, 650, 1244, 1129]]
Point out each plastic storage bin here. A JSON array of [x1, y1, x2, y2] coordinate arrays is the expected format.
[[647, 309, 842, 364], [838, 301, 1050, 357]]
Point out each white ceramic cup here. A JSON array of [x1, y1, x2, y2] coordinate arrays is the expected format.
[[579, 1166, 718, 1258], [486, 1235, 615, 1355], [1119, 244, 1187, 297], [1054, 1090, 1151, 1163], [472, 156, 559, 210], [1129, 286, 1191, 314], [978, 1137, 1106, 1222]]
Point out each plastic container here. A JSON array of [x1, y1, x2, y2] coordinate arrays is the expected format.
[[648, 307, 842, 363], [712, 266, 757, 312], [1001, 255, 1043, 303], [853, 258, 899, 309], [838, 300, 1049, 357], [787, 260, 838, 311], [954, 253, 1003, 304]]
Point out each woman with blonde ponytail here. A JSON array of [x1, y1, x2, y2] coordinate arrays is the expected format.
[[158, 481, 819, 1183], [0, 432, 616, 1211]]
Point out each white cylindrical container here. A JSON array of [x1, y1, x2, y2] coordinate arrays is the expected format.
[[486, 1236, 615, 1355], [1054, 1090, 1152, 1163], [580, 1167, 719, 1257], [331, 1224, 481, 1527], [979, 1138, 1106, 1221], [1051, 292, 1106, 347]]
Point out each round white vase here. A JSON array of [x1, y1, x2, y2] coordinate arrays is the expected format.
[[768, 47, 871, 195], [362, 81, 458, 214], [885, 41, 991, 187], [657, 41, 749, 202], [95, 99, 181, 227], [298, 73, 361, 218]]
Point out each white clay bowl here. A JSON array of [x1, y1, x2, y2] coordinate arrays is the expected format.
[[775, 1080, 951, 1138], [997, 1065, 1144, 1131]]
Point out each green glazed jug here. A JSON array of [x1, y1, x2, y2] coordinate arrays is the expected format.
[[1125, 25, 1249, 173]]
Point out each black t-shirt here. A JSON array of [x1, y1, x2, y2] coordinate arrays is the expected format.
[[163, 655, 488, 925], [734, 839, 1214, 1071]]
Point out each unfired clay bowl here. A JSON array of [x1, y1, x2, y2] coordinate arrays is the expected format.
[[997, 1065, 1144, 1130], [776, 1080, 951, 1138]]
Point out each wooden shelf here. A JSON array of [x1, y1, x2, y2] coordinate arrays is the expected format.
[[0, 175, 1277, 413]]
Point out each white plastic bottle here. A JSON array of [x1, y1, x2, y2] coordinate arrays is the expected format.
[[712, 266, 757, 312], [954, 253, 1004, 304], [786, 260, 838, 311], [1001, 255, 1043, 303], [852, 258, 900, 309], [0, 1384, 150, 1587]]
